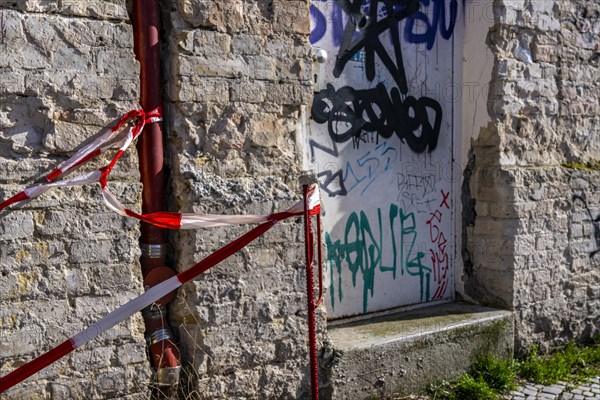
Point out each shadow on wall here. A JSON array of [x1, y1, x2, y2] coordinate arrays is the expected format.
[[572, 193, 600, 259]]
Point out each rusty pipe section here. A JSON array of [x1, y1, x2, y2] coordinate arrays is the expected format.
[[132, 0, 181, 387]]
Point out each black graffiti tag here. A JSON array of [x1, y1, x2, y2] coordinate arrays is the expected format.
[[312, 83, 442, 152], [334, 0, 420, 94], [311, 0, 444, 154]]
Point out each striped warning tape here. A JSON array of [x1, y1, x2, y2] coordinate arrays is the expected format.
[[0, 108, 153, 213], [0, 201, 319, 393], [0, 108, 320, 230], [0, 109, 321, 392]]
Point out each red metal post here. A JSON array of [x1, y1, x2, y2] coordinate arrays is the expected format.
[[303, 183, 320, 400], [315, 213, 324, 308], [132, 0, 180, 388]]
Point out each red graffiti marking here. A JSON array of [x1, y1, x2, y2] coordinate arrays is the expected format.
[[427, 190, 451, 300], [440, 189, 450, 209]]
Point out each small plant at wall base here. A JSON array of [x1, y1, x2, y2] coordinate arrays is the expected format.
[[519, 341, 600, 385], [423, 339, 600, 400], [425, 355, 515, 400], [470, 354, 517, 392]]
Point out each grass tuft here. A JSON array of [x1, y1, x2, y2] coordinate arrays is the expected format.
[[425, 354, 514, 400], [470, 354, 517, 393], [519, 342, 600, 385], [450, 374, 497, 400], [410, 337, 600, 400]]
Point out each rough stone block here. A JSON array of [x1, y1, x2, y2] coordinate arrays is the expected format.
[[43, 120, 102, 153], [245, 55, 277, 80], [178, 0, 244, 31], [0, 212, 35, 240], [176, 76, 230, 103], [70, 346, 114, 371], [61, 0, 128, 20], [95, 369, 128, 397], [328, 303, 514, 398], [180, 54, 248, 78], [69, 239, 113, 263], [0, 383, 47, 400], [96, 49, 138, 76], [273, 0, 310, 34], [0, 69, 25, 93], [192, 29, 232, 55], [50, 380, 93, 400], [231, 34, 264, 55]]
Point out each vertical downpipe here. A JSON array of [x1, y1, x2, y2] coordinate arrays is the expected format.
[[131, 0, 181, 390]]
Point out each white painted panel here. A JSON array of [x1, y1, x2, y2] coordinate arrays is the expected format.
[[306, 0, 463, 318]]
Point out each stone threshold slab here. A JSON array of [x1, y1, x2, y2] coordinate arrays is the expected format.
[[329, 302, 513, 351], [323, 302, 514, 399]]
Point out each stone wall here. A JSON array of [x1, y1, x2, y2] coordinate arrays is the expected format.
[[464, 0, 600, 352], [1, 0, 599, 397], [162, 0, 325, 398], [0, 0, 324, 398], [0, 1, 151, 398]]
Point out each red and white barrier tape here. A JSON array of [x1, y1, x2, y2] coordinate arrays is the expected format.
[[45, 108, 160, 182], [0, 108, 153, 211], [0, 200, 319, 393], [0, 109, 321, 392], [0, 108, 320, 230]]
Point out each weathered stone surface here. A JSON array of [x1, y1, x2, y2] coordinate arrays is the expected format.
[[0, 2, 149, 399], [177, 0, 245, 32], [164, 0, 320, 398], [1, 0, 598, 398], [464, 0, 600, 353]]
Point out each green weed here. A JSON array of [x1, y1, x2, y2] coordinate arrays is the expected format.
[[450, 375, 498, 400], [426, 380, 454, 400], [470, 354, 517, 393], [410, 338, 600, 400], [425, 354, 514, 400], [518, 342, 600, 385]]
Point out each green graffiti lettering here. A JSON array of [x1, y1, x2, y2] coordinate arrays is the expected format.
[[325, 232, 343, 310], [344, 212, 361, 286], [327, 203, 432, 312], [359, 210, 380, 313], [380, 205, 398, 278], [400, 209, 432, 302]]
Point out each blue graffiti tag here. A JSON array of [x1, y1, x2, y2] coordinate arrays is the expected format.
[[309, 0, 346, 46], [310, 4, 328, 44], [310, 0, 460, 50], [404, 0, 459, 49]]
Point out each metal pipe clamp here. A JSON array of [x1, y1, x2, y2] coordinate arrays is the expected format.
[[140, 243, 167, 258]]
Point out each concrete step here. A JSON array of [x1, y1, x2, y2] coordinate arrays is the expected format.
[[323, 302, 513, 399]]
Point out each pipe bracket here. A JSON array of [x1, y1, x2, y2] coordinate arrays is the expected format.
[[140, 243, 167, 258], [156, 366, 181, 387], [148, 328, 173, 346]]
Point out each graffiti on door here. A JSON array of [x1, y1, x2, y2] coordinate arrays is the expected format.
[[308, 0, 461, 317]]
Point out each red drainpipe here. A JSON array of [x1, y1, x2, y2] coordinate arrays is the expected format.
[[132, 0, 181, 388]]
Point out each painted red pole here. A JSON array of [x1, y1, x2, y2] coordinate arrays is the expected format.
[[132, 0, 180, 387], [315, 213, 324, 308], [303, 183, 320, 400]]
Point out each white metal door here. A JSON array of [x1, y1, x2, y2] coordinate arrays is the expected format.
[[306, 0, 462, 318]]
